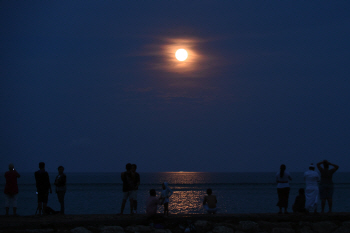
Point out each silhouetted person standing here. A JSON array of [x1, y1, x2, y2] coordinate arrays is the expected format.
[[276, 164, 292, 214], [304, 163, 320, 213], [160, 182, 173, 216], [35, 162, 52, 216], [120, 163, 135, 214], [4, 163, 20, 216], [131, 164, 140, 214], [317, 160, 339, 213], [54, 166, 66, 214]]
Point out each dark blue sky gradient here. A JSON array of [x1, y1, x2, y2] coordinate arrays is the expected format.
[[1, 1, 350, 172]]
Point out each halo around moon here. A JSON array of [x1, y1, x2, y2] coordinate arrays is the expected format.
[[175, 49, 188, 61]]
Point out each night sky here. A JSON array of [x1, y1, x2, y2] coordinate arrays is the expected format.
[[1, 1, 350, 172]]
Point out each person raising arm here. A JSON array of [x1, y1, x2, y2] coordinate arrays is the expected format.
[[317, 160, 339, 213]]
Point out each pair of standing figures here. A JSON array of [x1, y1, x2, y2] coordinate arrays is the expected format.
[[120, 163, 173, 216], [34, 162, 66, 215]]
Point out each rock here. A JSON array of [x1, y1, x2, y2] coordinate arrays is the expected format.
[[299, 226, 313, 233], [125, 226, 138, 232], [258, 221, 291, 232], [342, 221, 350, 228], [272, 228, 295, 233], [238, 221, 259, 233], [311, 221, 338, 233], [55, 229, 71, 233], [125, 225, 153, 233], [212, 223, 235, 231], [153, 229, 172, 233], [194, 220, 209, 228], [136, 225, 152, 232], [194, 220, 211, 232], [219, 223, 235, 229], [298, 221, 311, 228], [100, 226, 125, 233], [27, 230, 54, 233], [333, 226, 350, 233], [70, 227, 93, 233], [212, 226, 234, 233]]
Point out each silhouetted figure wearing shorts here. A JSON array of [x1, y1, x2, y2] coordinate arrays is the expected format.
[[317, 160, 339, 213], [4, 163, 20, 216], [120, 163, 135, 214], [35, 162, 52, 216]]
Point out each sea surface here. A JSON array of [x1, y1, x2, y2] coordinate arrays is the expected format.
[[2, 172, 350, 216]]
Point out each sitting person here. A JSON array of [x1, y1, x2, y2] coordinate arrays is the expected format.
[[146, 189, 161, 218], [203, 188, 217, 214], [292, 188, 306, 213]]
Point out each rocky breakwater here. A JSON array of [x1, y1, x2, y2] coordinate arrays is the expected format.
[[1, 213, 350, 233]]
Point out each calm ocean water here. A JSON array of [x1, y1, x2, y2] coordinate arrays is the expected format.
[[2, 172, 350, 215]]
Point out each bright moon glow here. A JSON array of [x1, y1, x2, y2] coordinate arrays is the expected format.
[[175, 49, 188, 61]]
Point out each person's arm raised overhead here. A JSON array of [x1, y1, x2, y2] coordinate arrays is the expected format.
[[329, 161, 339, 173], [317, 160, 324, 172]]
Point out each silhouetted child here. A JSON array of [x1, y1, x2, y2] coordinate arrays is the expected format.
[[160, 182, 173, 216], [293, 188, 306, 213], [203, 188, 217, 214]]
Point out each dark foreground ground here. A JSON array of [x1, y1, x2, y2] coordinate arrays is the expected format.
[[1, 213, 350, 232]]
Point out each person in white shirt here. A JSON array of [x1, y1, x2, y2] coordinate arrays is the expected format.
[[304, 163, 320, 214], [276, 164, 292, 214]]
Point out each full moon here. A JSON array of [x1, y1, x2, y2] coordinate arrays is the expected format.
[[175, 49, 188, 61]]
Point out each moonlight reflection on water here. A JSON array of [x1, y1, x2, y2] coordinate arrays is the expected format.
[[156, 172, 212, 214]]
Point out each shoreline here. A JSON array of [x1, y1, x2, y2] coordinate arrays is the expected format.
[[1, 213, 350, 232]]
